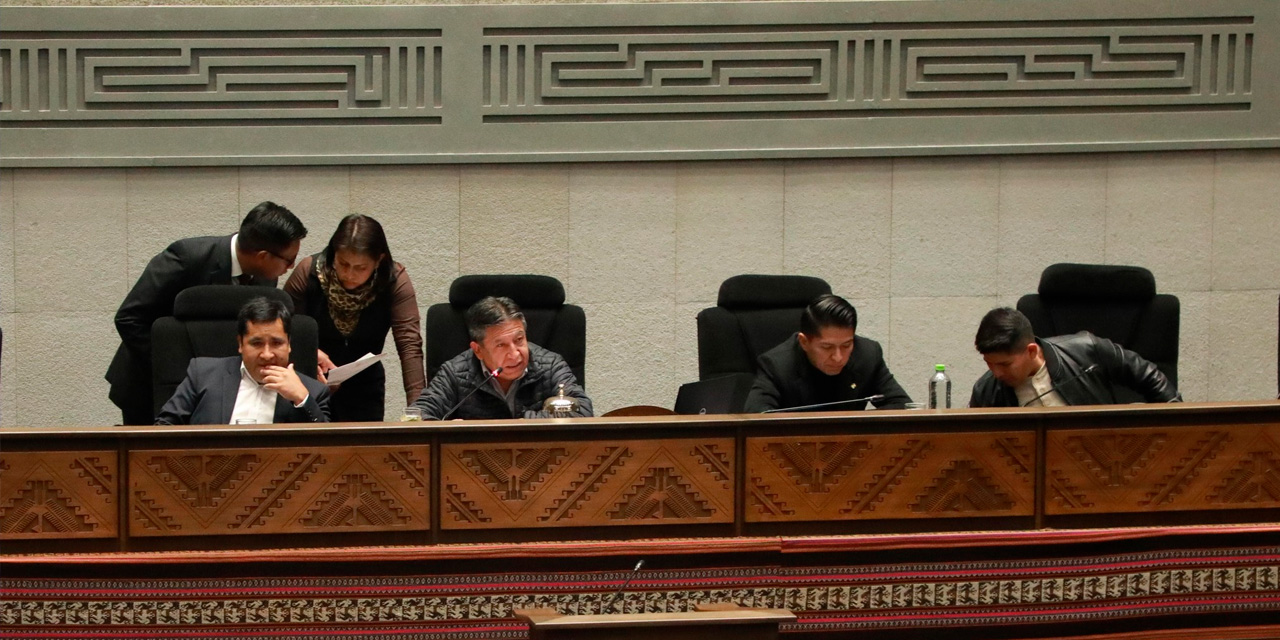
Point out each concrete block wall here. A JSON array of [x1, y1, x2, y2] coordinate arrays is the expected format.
[[1, 150, 1278, 426]]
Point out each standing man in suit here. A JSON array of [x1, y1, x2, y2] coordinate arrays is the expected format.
[[744, 294, 912, 412], [156, 297, 330, 425], [107, 202, 308, 425]]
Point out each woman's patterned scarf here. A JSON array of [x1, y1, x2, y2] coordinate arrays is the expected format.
[[315, 253, 379, 337]]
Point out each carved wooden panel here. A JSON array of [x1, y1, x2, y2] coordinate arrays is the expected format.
[[0, 451, 118, 539], [440, 439, 734, 529], [1045, 425, 1280, 514], [746, 433, 1035, 522], [128, 445, 429, 537]]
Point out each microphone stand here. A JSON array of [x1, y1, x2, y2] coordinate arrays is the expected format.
[[440, 366, 503, 420], [609, 559, 645, 612], [1021, 364, 1099, 407], [762, 394, 886, 414]]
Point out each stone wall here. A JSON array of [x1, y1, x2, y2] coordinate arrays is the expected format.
[[2, 151, 1278, 425]]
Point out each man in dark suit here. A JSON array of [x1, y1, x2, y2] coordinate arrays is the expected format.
[[156, 297, 330, 425], [107, 202, 308, 425], [744, 294, 912, 412]]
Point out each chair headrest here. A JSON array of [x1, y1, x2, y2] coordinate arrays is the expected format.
[[717, 275, 832, 310], [448, 275, 566, 309], [1038, 263, 1156, 301], [173, 285, 294, 320]]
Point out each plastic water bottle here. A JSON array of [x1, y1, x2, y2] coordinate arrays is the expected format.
[[928, 364, 951, 410]]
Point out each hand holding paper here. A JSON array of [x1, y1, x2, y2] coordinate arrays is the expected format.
[[323, 353, 390, 385]]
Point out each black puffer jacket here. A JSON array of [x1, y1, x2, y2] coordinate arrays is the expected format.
[[970, 332, 1181, 408], [413, 343, 592, 420]]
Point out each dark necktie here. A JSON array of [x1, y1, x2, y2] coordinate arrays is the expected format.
[[236, 274, 252, 286]]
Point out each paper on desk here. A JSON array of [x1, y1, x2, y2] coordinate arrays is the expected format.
[[324, 352, 389, 385]]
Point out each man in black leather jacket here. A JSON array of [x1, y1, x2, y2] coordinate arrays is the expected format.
[[413, 296, 592, 420], [969, 307, 1180, 408]]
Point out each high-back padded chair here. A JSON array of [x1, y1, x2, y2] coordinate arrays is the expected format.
[[425, 275, 586, 386], [1017, 263, 1179, 403], [696, 274, 832, 380], [151, 286, 319, 418]]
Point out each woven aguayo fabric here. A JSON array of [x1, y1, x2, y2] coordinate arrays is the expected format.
[[3, 545, 1279, 638]]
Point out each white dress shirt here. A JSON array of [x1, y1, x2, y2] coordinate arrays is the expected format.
[[230, 234, 245, 280], [229, 362, 277, 424], [1014, 362, 1066, 408]]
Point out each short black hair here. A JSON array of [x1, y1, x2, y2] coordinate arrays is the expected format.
[[237, 296, 293, 337], [466, 296, 525, 343], [238, 201, 307, 254], [800, 294, 858, 336], [975, 307, 1035, 354]]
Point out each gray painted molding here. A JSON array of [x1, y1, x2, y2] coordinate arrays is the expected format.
[[1, 0, 1277, 166]]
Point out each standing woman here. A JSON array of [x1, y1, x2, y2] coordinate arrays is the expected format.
[[285, 214, 425, 421]]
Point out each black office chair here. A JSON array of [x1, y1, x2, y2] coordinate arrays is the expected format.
[[151, 286, 319, 417], [424, 275, 586, 386], [1017, 263, 1179, 403], [695, 274, 832, 381]]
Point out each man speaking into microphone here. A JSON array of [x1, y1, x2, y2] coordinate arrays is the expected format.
[[413, 296, 592, 420], [744, 294, 912, 413], [969, 307, 1180, 408]]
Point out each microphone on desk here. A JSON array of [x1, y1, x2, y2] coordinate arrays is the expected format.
[[440, 367, 503, 420], [609, 559, 646, 611], [1021, 364, 1099, 407], [762, 394, 887, 414]]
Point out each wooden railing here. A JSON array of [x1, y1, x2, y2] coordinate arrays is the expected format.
[[3, 401, 1278, 554]]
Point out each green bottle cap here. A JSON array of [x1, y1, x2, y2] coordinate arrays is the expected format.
[[935, 364, 946, 371]]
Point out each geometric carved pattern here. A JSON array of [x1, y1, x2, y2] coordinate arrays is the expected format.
[[1063, 434, 1165, 487], [128, 446, 429, 537], [910, 460, 1015, 513], [301, 474, 412, 528], [1143, 431, 1230, 506], [1209, 450, 1280, 504], [1046, 426, 1280, 514], [0, 481, 97, 534], [440, 439, 733, 529], [1, 34, 444, 126], [3, 5, 1274, 166], [747, 433, 1033, 522], [764, 441, 869, 493], [482, 22, 1254, 122], [457, 448, 568, 501], [606, 467, 712, 520], [146, 454, 257, 511], [0, 451, 117, 539]]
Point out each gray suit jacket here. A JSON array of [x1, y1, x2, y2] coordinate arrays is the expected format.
[[155, 356, 330, 425]]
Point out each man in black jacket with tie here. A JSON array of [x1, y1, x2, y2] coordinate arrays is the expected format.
[[744, 294, 912, 412], [106, 202, 308, 425]]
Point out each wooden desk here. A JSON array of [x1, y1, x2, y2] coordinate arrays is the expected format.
[[2, 401, 1278, 553]]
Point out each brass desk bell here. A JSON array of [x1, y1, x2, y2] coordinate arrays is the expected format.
[[543, 383, 579, 417]]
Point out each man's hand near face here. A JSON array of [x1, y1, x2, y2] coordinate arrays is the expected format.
[[262, 363, 309, 406]]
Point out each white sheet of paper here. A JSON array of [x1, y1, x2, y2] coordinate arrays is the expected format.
[[324, 352, 389, 385]]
